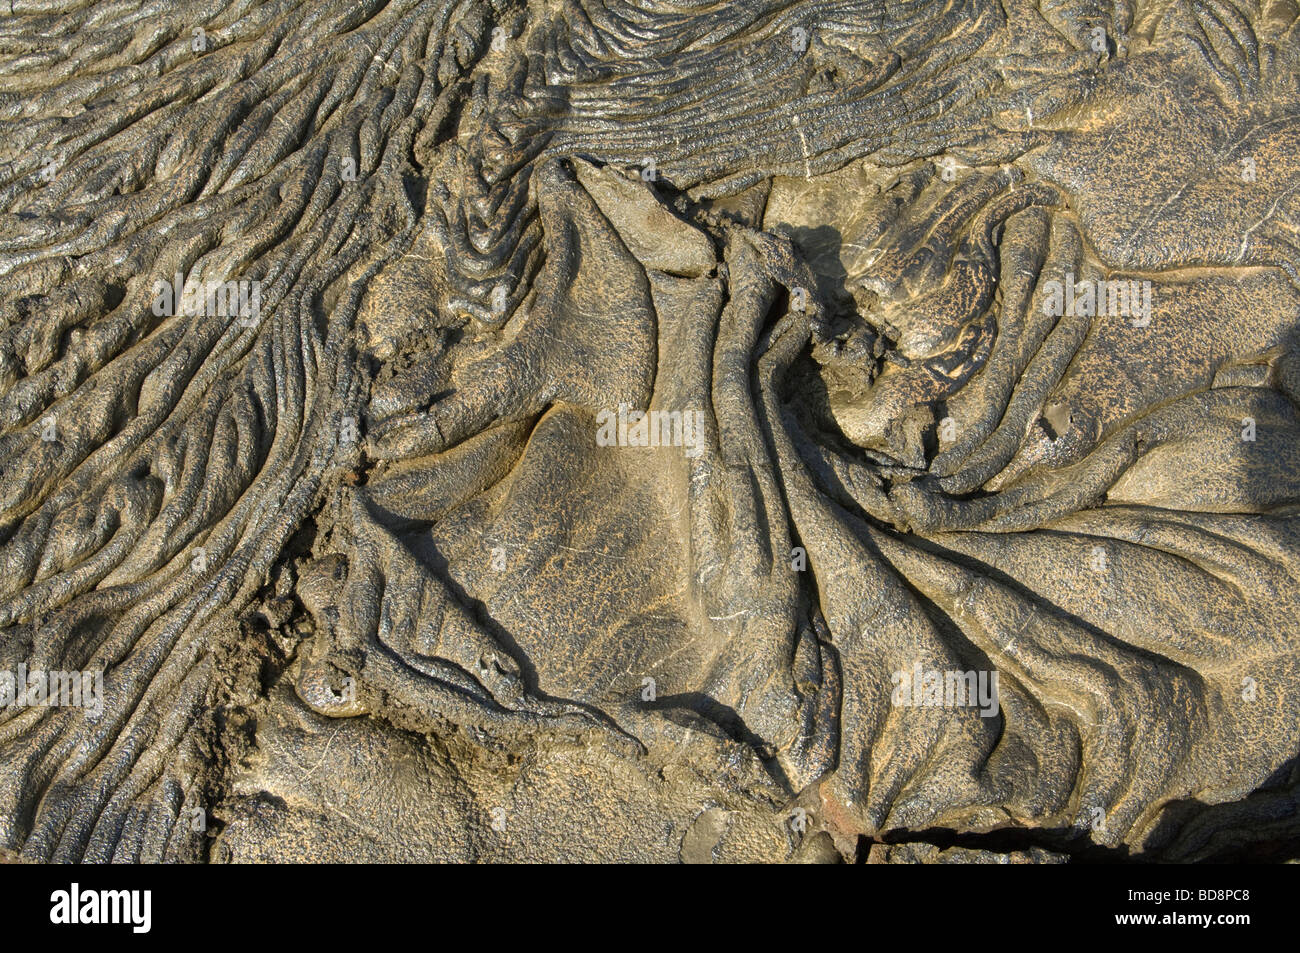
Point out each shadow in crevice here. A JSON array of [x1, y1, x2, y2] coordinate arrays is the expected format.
[[862, 751, 1300, 864], [862, 824, 1138, 863], [781, 223, 854, 313], [647, 692, 793, 791], [1138, 754, 1300, 863]]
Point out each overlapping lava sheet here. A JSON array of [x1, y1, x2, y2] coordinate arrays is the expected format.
[[0, 0, 1297, 861]]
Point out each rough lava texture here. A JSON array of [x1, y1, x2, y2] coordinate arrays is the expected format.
[[0, 0, 1298, 863]]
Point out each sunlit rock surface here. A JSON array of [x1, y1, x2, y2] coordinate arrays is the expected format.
[[0, 0, 1298, 863]]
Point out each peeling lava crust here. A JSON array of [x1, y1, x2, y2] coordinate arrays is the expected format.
[[1, 0, 1299, 863]]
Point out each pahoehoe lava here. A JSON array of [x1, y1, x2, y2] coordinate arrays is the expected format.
[[0, 0, 1298, 863]]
